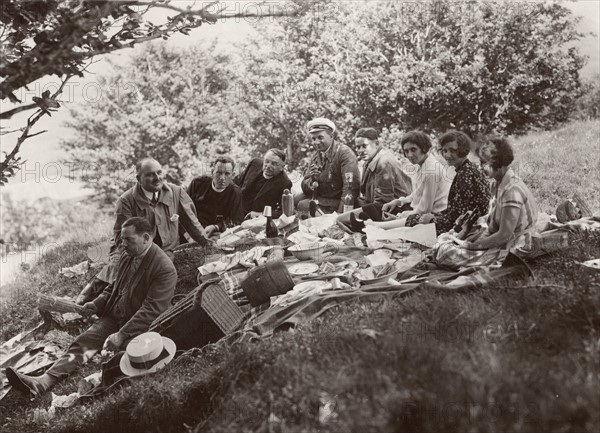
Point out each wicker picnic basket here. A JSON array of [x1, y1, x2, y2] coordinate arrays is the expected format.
[[240, 260, 295, 306], [149, 278, 245, 350]]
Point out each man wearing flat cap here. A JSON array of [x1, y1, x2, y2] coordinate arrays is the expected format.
[[296, 117, 360, 214]]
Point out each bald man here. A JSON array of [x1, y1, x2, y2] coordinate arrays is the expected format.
[[76, 158, 209, 304]]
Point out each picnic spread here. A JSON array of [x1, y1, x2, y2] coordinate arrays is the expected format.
[[2, 208, 599, 404]]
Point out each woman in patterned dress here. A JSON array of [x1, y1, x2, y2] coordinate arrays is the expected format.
[[413, 130, 491, 235]]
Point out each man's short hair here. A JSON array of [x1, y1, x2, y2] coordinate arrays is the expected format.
[[266, 148, 286, 163], [135, 158, 160, 177], [355, 128, 379, 141], [122, 217, 152, 235], [401, 131, 432, 153], [438, 130, 472, 158], [212, 155, 235, 171], [484, 136, 514, 169]]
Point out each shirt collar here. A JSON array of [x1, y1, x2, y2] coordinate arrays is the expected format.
[[140, 186, 155, 201], [496, 167, 517, 195], [212, 180, 227, 193], [323, 141, 337, 160], [132, 242, 152, 260], [366, 147, 384, 171]]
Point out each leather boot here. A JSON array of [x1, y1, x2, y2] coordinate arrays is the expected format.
[[5, 367, 58, 397], [349, 212, 366, 233]]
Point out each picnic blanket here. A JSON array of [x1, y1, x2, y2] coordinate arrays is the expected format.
[[236, 253, 533, 339], [0, 324, 73, 401]]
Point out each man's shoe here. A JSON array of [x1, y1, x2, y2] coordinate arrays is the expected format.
[[349, 213, 366, 233], [5, 368, 57, 397]]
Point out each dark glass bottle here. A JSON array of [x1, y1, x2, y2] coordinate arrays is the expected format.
[[264, 206, 279, 238]]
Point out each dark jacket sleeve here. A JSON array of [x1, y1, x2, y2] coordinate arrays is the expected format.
[[119, 261, 177, 338], [229, 187, 245, 225], [92, 283, 114, 315], [177, 187, 208, 245], [111, 195, 133, 250], [300, 154, 318, 196], [234, 159, 253, 188], [372, 159, 400, 205]]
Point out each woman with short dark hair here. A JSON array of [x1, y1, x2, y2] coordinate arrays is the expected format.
[[433, 136, 539, 267], [412, 130, 491, 235], [364, 130, 451, 229], [465, 136, 538, 252]]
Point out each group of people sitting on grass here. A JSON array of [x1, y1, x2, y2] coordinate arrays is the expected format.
[[5, 116, 539, 399]]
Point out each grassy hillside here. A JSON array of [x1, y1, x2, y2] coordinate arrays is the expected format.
[[1, 119, 599, 433], [511, 119, 600, 215]]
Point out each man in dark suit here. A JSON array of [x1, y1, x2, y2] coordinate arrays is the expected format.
[[5, 217, 177, 398], [234, 148, 293, 218], [186, 155, 244, 237]]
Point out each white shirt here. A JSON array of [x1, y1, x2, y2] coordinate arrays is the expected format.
[[407, 153, 452, 214]]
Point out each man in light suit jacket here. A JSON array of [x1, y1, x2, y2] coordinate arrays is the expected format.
[[6, 217, 177, 398]]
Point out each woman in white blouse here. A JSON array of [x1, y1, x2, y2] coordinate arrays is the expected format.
[[365, 130, 451, 229]]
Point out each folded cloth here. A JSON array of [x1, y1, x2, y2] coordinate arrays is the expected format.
[[364, 224, 437, 249]]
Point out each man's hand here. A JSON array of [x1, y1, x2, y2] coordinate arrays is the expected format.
[[382, 198, 402, 213], [244, 211, 262, 219], [309, 181, 319, 191], [103, 332, 125, 352], [205, 225, 219, 236], [81, 302, 97, 318], [108, 248, 121, 264]]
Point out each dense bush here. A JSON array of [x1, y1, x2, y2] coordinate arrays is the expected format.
[[575, 75, 600, 119], [63, 0, 587, 196]]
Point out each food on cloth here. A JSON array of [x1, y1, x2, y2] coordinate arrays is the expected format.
[[287, 262, 320, 276], [288, 242, 328, 261], [356, 262, 397, 281], [216, 229, 254, 249], [321, 224, 347, 240]]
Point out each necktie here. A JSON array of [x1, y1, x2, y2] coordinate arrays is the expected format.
[[151, 192, 158, 205]]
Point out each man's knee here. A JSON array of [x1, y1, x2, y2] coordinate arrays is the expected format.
[[294, 192, 308, 206]]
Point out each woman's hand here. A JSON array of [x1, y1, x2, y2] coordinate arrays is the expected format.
[[419, 213, 435, 224], [464, 240, 486, 250]]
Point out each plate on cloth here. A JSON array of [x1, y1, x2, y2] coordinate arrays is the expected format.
[[357, 270, 399, 285], [292, 280, 332, 293], [287, 262, 319, 276]]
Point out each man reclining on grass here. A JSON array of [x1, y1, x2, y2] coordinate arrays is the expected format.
[[5, 217, 177, 398]]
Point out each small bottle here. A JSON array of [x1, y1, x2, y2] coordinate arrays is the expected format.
[[343, 172, 354, 213], [215, 215, 225, 233], [281, 189, 294, 217], [263, 206, 279, 238]]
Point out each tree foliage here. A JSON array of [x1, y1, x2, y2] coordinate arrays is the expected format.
[[239, 0, 586, 156], [64, 0, 587, 198], [61, 41, 243, 201], [0, 0, 289, 184]]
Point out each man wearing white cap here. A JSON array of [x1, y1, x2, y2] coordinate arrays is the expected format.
[[296, 117, 360, 213]]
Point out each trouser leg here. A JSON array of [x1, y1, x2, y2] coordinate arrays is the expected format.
[[46, 316, 119, 379]]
